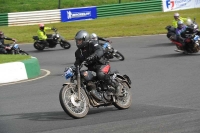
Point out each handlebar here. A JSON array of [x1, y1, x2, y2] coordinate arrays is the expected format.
[[79, 61, 88, 69]]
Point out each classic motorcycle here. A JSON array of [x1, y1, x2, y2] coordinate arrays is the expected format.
[[165, 18, 200, 54], [100, 42, 125, 61], [6, 42, 29, 55], [59, 61, 132, 119], [32, 28, 71, 51]]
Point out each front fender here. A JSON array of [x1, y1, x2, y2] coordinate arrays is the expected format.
[[62, 82, 76, 86]]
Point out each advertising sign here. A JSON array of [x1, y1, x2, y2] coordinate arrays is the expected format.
[[194, 0, 200, 8], [162, 0, 200, 12], [60, 6, 97, 22]]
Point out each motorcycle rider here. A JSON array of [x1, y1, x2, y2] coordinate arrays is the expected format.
[[172, 13, 187, 28], [74, 30, 121, 96], [37, 23, 56, 47], [0, 31, 16, 54], [167, 13, 188, 40], [175, 20, 199, 52], [90, 33, 112, 44]]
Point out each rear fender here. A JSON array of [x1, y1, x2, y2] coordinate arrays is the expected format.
[[171, 40, 183, 47], [116, 74, 131, 88]]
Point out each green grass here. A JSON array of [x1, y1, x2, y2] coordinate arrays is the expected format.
[[0, 8, 199, 44], [1, 8, 199, 64], [0, 0, 145, 13], [0, 55, 31, 64]]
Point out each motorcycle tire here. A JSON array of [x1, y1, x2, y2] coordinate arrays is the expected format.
[[33, 42, 45, 51], [19, 51, 29, 55], [113, 82, 132, 109], [59, 84, 89, 119], [60, 40, 71, 49], [113, 51, 125, 61]]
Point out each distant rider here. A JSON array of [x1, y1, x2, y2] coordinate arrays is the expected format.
[[73, 30, 121, 96], [167, 13, 188, 40], [172, 13, 187, 28], [0, 31, 16, 54], [37, 23, 56, 46], [175, 20, 199, 52], [90, 33, 112, 44]]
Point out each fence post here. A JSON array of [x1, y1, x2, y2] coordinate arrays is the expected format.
[[58, 0, 61, 9], [119, 0, 121, 3]]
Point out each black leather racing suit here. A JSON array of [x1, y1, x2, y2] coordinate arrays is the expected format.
[[0, 36, 14, 54], [74, 40, 118, 90]]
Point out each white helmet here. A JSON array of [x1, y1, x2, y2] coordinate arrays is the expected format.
[[90, 33, 98, 41], [174, 13, 180, 20], [174, 13, 179, 17]]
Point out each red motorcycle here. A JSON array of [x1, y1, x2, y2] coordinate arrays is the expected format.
[[165, 18, 200, 54]]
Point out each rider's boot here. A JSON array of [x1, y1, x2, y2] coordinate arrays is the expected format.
[[108, 79, 123, 96]]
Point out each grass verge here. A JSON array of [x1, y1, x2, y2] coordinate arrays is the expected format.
[[0, 8, 199, 44], [0, 55, 31, 64], [0, 0, 144, 13], [0, 8, 199, 64]]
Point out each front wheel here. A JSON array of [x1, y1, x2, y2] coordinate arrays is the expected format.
[[60, 40, 71, 49], [19, 50, 29, 55], [59, 84, 89, 119], [113, 82, 132, 109], [113, 51, 125, 61]]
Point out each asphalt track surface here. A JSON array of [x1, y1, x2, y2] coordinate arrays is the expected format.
[[0, 35, 200, 133]]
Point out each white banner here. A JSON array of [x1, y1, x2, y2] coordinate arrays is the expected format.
[[162, 0, 200, 12], [194, 0, 200, 8]]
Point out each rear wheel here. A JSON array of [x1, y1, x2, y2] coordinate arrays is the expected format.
[[113, 51, 125, 61], [33, 42, 45, 51], [60, 40, 71, 49], [59, 84, 89, 119], [113, 82, 132, 109]]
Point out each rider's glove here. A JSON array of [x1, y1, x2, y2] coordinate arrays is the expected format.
[[70, 65, 76, 71], [86, 55, 96, 64], [5, 46, 11, 50], [51, 28, 56, 31], [12, 39, 16, 42], [106, 40, 112, 43]]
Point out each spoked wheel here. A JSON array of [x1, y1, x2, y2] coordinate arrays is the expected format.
[[60, 40, 71, 49], [113, 51, 125, 61], [33, 42, 45, 51], [59, 84, 89, 119], [113, 82, 132, 109], [19, 50, 29, 55]]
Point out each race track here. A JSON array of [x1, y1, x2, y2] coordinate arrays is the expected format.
[[0, 35, 200, 133]]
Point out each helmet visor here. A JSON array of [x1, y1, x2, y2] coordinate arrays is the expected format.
[[178, 24, 183, 29], [76, 39, 83, 48]]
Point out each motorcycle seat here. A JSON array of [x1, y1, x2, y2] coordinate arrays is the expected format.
[[33, 36, 39, 40]]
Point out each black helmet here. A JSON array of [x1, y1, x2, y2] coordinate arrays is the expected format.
[[75, 30, 90, 49]]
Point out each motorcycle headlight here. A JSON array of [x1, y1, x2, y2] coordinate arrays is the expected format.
[[13, 44, 19, 49], [56, 34, 59, 38], [64, 67, 74, 80], [107, 44, 111, 49]]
